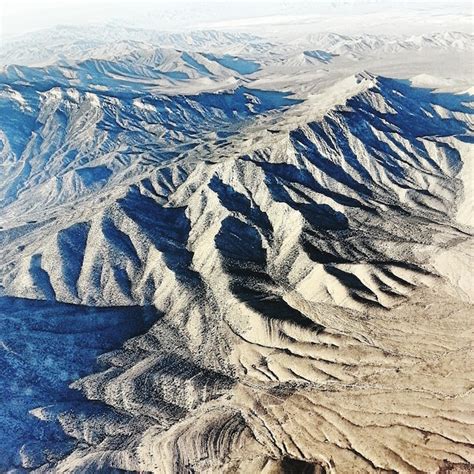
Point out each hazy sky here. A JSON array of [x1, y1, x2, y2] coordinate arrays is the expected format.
[[1, 0, 472, 39], [2, 0, 273, 38]]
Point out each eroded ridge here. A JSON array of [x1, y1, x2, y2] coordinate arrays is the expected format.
[[1, 73, 473, 472]]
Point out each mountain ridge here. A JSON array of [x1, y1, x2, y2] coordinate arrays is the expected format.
[[0, 28, 473, 469]]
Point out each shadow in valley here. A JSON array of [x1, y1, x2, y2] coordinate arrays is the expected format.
[[0, 296, 161, 470]]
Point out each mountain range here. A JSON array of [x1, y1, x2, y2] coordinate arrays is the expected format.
[[0, 23, 473, 473]]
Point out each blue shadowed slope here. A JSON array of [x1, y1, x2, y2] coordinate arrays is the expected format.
[[181, 52, 212, 76], [303, 50, 334, 64], [0, 59, 301, 210], [0, 297, 160, 470], [203, 53, 261, 75]]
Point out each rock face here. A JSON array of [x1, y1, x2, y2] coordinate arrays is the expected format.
[[0, 27, 473, 473]]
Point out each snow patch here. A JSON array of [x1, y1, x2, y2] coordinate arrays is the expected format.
[[133, 99, 156, 112]]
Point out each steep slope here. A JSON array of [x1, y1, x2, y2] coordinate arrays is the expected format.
[[2, 74, 472, 305], [1, 73, 472, 472], [0, 67, 297, 217]]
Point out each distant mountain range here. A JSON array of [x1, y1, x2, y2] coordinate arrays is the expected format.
[[2, 26, 472, 67]]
